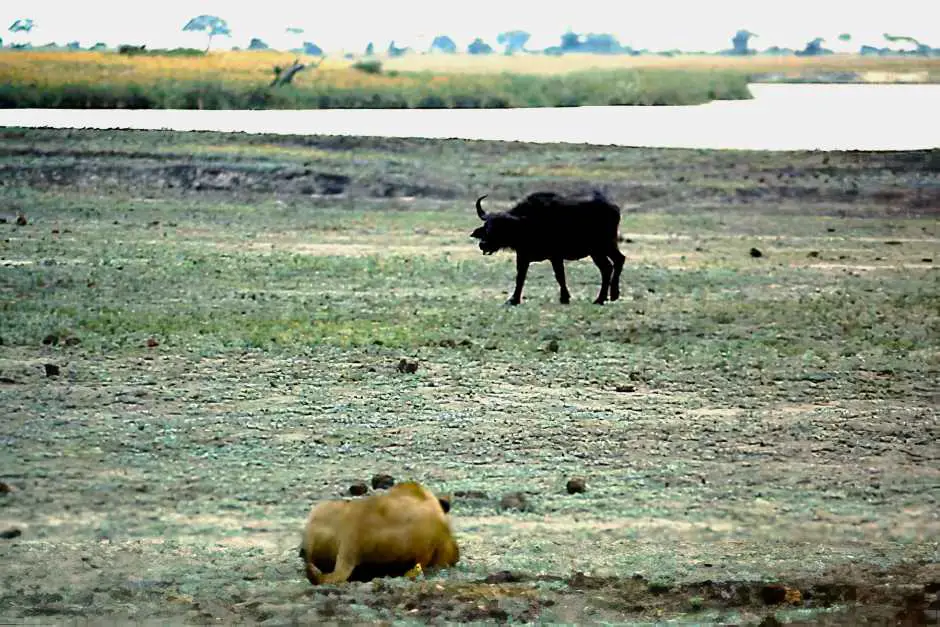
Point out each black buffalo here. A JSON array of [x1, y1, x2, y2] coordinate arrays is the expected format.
[[470, 191, 626, 305]]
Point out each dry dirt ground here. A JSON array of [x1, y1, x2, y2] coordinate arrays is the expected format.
[[0, 130, 938, 624]]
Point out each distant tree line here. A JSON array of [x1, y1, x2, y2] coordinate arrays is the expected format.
[[3, 16, 938, 58]]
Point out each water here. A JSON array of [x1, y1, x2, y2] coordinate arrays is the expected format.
[[1, 84, 938, 151]]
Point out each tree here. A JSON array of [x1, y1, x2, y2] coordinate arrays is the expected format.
[[183, 15, 231, 52], [430, 35, 457, 54], [883, 33, 931, 55], [365, 42, 375, 56], [731, 30, 757, 55], [388, 41, 410, 57], [497, 30, 530, 55], [795, 37, 832, 56], [582, 33, 622, 54], [248, 38, 269, 50], [560, 31, 580, 52], [9, 18, 35, 34], [8, 18, 35, 47], [467, 38, 493, 55], [301, 41, 322, 56]]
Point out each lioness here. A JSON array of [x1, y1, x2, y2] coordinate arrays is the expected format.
[[300, 481, 459, 585]]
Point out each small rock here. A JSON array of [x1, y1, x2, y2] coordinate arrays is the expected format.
[[483, 570, 522, 584], [44, 364, 60, 377], [760, 584, 788, 605], [499, 492, 530, 512], [749, 247, 763, 258], [922, 258, 933, 263], [15, 214, 27, 227], [42, 334, 59, 346], [146, 337, 159, 348], [545, 340, 559, 353], [396, 359, 418, 374], [371, 474, 395, 490], [615, 384, 636, 393], [0, 528, 22, 540], [453, 490, 488, 499], [807, 251, 820, 258], [566, 477, 587, 494], [0, 481, 15, 494], [348, 482, 369, 496]]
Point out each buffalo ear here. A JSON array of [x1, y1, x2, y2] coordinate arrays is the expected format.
[[475, 195, 488, 220], [438, 496, 452, 513]]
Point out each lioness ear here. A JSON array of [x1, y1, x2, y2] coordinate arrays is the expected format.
[[438, 496, 452, 513]]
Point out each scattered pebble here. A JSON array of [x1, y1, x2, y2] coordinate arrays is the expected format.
[[396, 359, 418, 374], [371, 474, 395, 490], [499, 492, 530, 512], [566, 477, 587, 494], [0, 481, 15, 494], [483, 570, 522, 584], [348, 482, 368, 496], [44, 364, 60, 377], [15, 214, 27, 226], [453, 490, 488, 500], [545, 340, 559, 353], [146, 337, 160, 348], [749, 247, 763, 258]]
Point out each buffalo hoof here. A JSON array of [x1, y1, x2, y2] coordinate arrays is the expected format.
[[610, 292, 620, 302], [593, 298, 606, 305], [505, 299, 521, 306], [559, 297, 570, 305]]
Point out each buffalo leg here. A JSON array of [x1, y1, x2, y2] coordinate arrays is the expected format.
[[550, 258, 571, 304], [608, 245, 626, 302], [507, 255, 530, 306], [590, 253, 613, 305]]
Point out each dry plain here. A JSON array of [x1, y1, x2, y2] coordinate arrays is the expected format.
[[0, 128, 938, 624]]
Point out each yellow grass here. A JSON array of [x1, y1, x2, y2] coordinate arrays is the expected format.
[[2, 50, 939, 86], [380, 51, 940, 79]]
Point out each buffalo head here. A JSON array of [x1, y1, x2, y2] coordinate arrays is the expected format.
[[469, 195, 521, 255]]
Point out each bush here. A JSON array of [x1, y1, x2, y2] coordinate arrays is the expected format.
[[352, 60, 383, 75]]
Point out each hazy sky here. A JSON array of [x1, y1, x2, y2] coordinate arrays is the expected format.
[[3, 0, 939, 53]]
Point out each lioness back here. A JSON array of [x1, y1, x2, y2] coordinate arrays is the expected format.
[[300, 481, 459, 585]]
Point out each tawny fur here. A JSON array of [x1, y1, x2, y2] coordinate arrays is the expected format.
[[299, 481, 459, 585]]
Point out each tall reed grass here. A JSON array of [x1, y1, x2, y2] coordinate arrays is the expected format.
[[0, 50, 757, 108]]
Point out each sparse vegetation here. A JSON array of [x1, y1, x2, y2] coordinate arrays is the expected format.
[[0, 128, 937, 624], [352, 59, 383, 75], [0, 50, 754, 109]]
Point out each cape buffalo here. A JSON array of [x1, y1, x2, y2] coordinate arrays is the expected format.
[[470, 191, 626, 305]]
